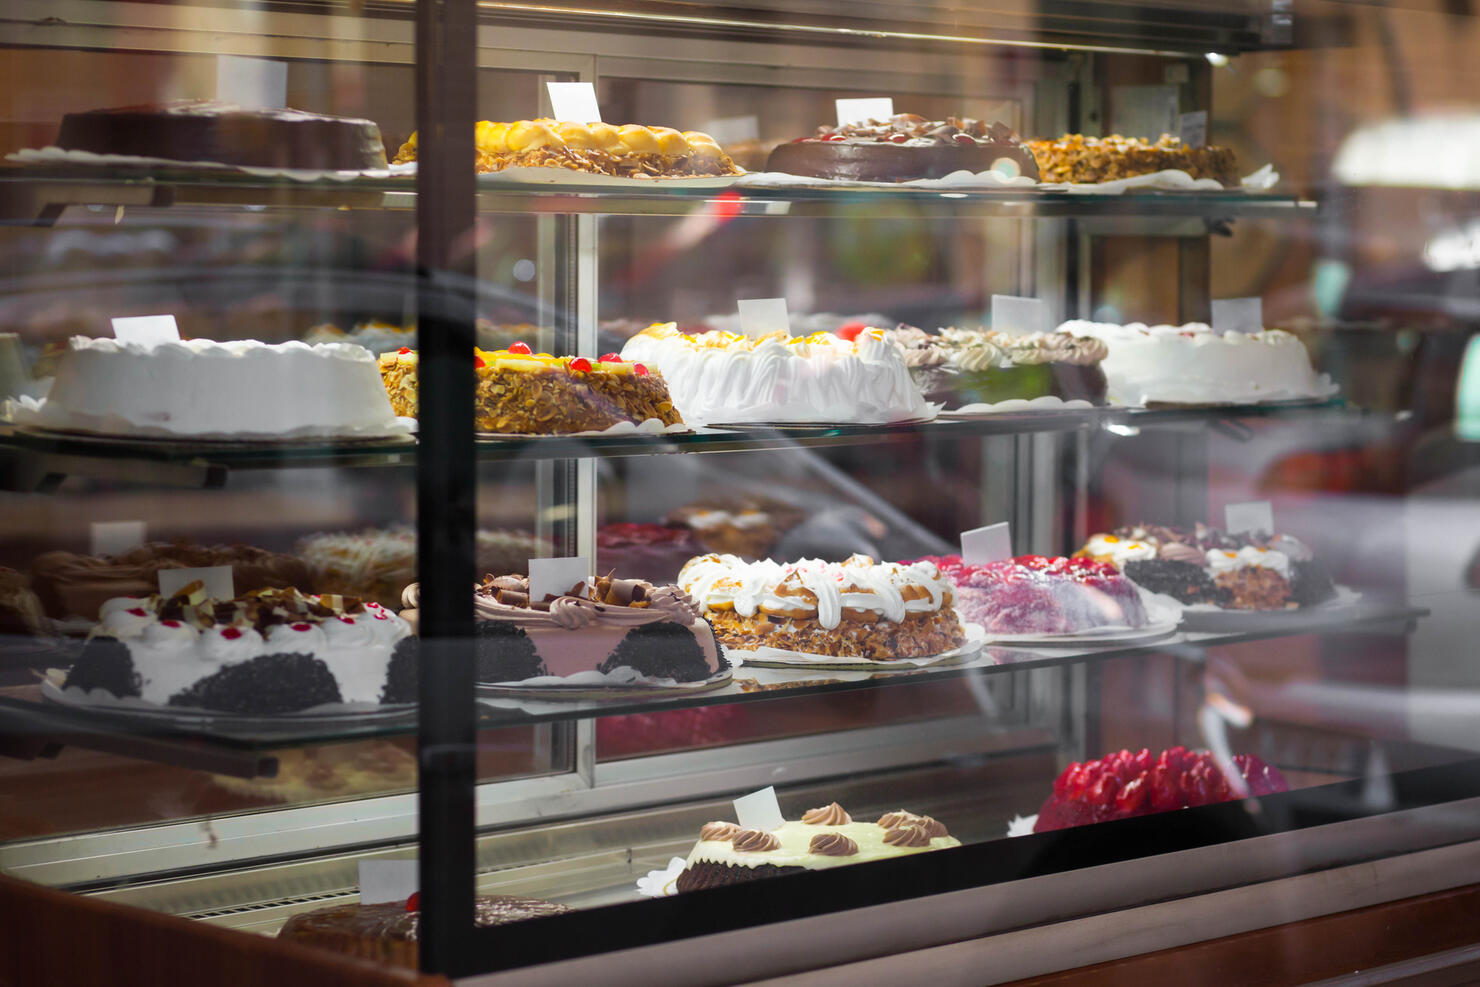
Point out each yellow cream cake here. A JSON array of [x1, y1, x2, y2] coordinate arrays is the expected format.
[[393, 120, 742, 177]]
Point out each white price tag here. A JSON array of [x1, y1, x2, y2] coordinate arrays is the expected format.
[[358, 860, 418, 905], [1225, 501, 1274, 537], [111, 315, 180, 346], [528, 556, 590, 603], [737, 298, 791, 338], [546, 82, 601, 123], [1211, 297, 1264, 335], [158, 566, 234, 601], [991, 295, 1049, 336], [733, 786, 785, 831], [216, 55, 288, 109], [90, 521, 146, 557], [835, 98, 894, 127], [1178, 110, 1208, 148], [961, 522, 1012, 565]]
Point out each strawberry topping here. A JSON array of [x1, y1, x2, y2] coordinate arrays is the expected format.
[[634, 363, 649, 376], [600, 352, 622, 363], [569, 357, 593, 373], [405, 892, 420, 912], [220, 627, 243, 639], [508, 341, 532, 355]]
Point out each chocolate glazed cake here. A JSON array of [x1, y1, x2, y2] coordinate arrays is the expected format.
[[766, 113, 1039, 183], [56, 100, 388, 170]]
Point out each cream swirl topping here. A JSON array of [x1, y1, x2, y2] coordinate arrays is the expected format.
[[700, 821, 741, 842], [731, 829, 781, 853], [801, 802, 852, 826], [1206, 546, 1291, 578], [808, 833, 859, 856]]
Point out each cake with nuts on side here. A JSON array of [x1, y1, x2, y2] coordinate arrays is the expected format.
[[1025, 133, 1239, 186], [393, 119, 741, 177], [675, 802, 959, 892], [378, 340, 682, 434]]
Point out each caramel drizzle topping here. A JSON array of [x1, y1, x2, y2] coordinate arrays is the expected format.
[[731, 828, 781, 853], [808, 833, 859, 857], [801, 802, 852, 826], [882, 825, 932, 848], [699, 821, 741, 842]]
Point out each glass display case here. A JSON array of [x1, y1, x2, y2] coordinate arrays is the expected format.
[[1, 0, 1479, 982]]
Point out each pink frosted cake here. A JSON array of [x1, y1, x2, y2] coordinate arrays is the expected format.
[[910, 554, 1148, 635]]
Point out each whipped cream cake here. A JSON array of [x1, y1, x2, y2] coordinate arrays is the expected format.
[[677, 553, 964, 659], [394, 119, 740, 177], [1058, 321, 1335, 406], [676, 802, 959, 891], [620, 322, 933, 425], [912, 554, 1149, 635], [15, 336, 406, 439]]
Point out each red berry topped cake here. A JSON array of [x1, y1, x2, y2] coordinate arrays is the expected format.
[[911, 554, 1148, 635], [1033, 746, 1289, 832]]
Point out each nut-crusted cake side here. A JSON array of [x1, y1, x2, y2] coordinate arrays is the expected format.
[[377, 345, 682, 434], [1025, 134, 1239, 186], [393, 119, 741, 177]]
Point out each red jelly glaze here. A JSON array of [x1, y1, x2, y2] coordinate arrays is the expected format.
[[291, 622, 312, 632], [474, 354, 486, 369], [221, 627, 243, 639], [634, 363, 649, 376], [835, 323, 868, 342], [569, 357, 593, 373], [405, 892, 420, 912], [397, 346, 411, 354], [599, 352, 622, 363], [508, 341, 532, 355], [127, 608, 147, 617], [161, 620, 182, 628]]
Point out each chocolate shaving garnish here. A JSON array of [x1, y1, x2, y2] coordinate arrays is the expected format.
[[731, 828, 781, 853], [699, 821, 741, 842], [801, 802, 851, 826], [882, 825, 932, 848], [808, 833, 859, 856]]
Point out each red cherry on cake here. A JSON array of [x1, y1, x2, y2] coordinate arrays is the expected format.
[[634, 363, 649, 376], [161, 620, 182, 628], [600, 353, 622, 363], [127, 608, 147, 617], [397, 346, 411, 354], [291, 622, 312, 632], [835, 323, 868, 341], [473, 354, 486, 368], [569, 357, 593, 373], [338, 615, 355, 623], [221, 627, 243, 640], [508, 341, 532, 355], [405, 892, 420, 913]]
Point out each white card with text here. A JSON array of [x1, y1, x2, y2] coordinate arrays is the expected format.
[[737, 298, 790, 337], [528, 556, 589, 603], [733, 786, 785, 831], [961, 522, 1012, 565], [546, 82, 601, 123], [991, 295, 1050, 336], [158, 565, 235, 600], [216, 55, 288, 109], [1211, 297, 1264, 335], [1225, 501, 1274, 536], [835, 97, 894, 127], [111, 315, 180, 346], [358, 860, 418, 905], [1178, 110, 1208, 148], [90, 521, 147, 557]]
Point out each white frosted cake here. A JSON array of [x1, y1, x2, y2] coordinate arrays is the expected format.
[[619, 322, 933, 425], [14, 336, 409, 439], [1057, 321, 1336, 406]]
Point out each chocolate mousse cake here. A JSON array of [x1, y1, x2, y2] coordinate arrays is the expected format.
[[766, 113, 1039, 183], [278, 893, 570, 968], [675, 802, 959, 892], [55, 100, 388, 170]]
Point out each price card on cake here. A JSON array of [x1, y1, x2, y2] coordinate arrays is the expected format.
[[961, 522, 1012, 565], [546, 82, 601, 123], [836, 97, 894, 127], [111, 315, 180, 346], [358, 860, 418, 905], [158, 565, 234, 600], [217, 55, 288, 109], [1211, 297, 1263, 335], [733, 786, 785, 831], [991, 295, 1050, 336], [1225, 500, 1274, 537], [90, 521, 146, 557], [737, 298, 790, 338], [528, 556, 589, 603], [1178, 110, 1208, 148]]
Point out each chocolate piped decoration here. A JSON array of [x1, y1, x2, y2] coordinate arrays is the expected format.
[[876, 810, 947, 838], [699, 821, 741, 842], [801, 802, 851, 826], [808, 833, 859, 856], [882, 825, 932, 848], [731, 828, 781, 853]]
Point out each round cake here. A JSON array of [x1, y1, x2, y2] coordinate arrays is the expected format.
[[55, 100, 388, 171], [911, 554, 1149, 635], [14, 336, 409, 439], [888, 325, 1109, 407], [766, 114, 1039, 183]]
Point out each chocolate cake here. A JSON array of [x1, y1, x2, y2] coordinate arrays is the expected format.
[[1122, 559, 1229, 606], [890, 325, 1109, 406], [55, 100, 388, 171], [766, 113, 1039, 183], [278, 894, 571, 968]]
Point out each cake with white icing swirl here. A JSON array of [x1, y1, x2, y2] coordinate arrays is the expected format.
[[676, 553, 965, 659], [888, 325, 1108, 407], [619, 322, 933, 426]]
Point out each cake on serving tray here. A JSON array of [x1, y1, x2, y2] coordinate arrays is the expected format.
[[911, 554, 1149, 635], [400, 571, 726, 684], [393, 119, 741, 177], [676, 802, 959, 891], [378, 342, 682, 434], [55, 100, 388, 171], [677, 553, 965, 659], [766, 113, 1039, 182], [1025, 134, 1239, 186], [620, 322, 933, 426], [888, 325, 1108, 406]]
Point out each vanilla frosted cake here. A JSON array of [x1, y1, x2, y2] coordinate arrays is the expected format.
[[1057, 321, 1335, 406], [15, 336, 408, 439], [620, 322, 933, 425]]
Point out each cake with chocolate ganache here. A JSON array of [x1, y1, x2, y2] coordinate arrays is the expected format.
[[400, 571, 727, 685], [55, 100, 388, 171], [888, 325, 1108, 407], [767, 114, 1039, 182], [278, 892, 570, 968], [675, 802, 959, 892]]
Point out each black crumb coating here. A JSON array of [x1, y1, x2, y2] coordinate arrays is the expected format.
[[64, 637, 141, 697], [599, 621, 716, 682], [473, 620, 546, 682], [1123, 559, 1230, 606], [379, 637, 420, 704], [168, 652, 342, 714], [1289, 559, 1337, 608]]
